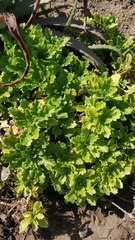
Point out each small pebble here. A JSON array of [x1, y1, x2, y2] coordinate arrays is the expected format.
[[79, 228, 89, 238]]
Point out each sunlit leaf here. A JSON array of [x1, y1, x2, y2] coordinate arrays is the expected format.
[[19, 217, 32, 233]]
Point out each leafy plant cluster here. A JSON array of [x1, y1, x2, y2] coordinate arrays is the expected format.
[[0, 12, 135, 231]]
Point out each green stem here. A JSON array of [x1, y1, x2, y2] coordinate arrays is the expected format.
[[64, 0, 78, 32]]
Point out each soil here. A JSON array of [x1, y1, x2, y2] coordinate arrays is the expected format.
[[0, 183, 135, 240], [0, 0, 135, 240], [49, 0, 135, 36]]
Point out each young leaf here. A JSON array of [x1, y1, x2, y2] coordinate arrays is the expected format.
[[19, 216, 32, 233]]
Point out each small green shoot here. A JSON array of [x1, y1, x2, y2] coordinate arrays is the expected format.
[[19, 201, 48, 233]]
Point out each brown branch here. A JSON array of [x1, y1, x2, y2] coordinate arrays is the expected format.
[[0, 13, 30, 88], [105, 197, 135, 221], [24, 0, 41, 29]]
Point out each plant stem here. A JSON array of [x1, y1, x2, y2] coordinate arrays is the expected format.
[[64, 0, 78, 32], [83, 0, 87, 32]]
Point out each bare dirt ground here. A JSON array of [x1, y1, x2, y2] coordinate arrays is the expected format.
[[49, 0, 135, 36], [0, 1, 135, 239], [0, 183, 135, 240]]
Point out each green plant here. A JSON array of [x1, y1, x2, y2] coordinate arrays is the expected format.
[[0, 0, 53, 88], [0, 11, 135, 232], [20, 201, 48, 233]]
